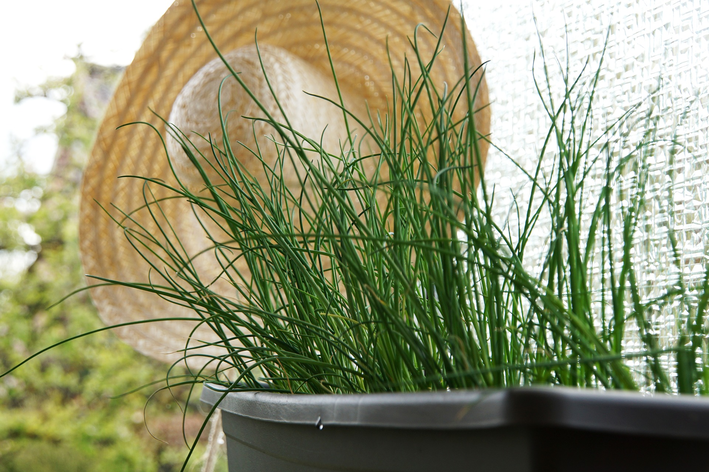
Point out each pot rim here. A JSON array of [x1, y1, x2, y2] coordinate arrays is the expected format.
[[201, 384, 709, 438]]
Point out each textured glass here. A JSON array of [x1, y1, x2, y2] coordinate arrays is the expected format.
[[462, 0, 709, 389]]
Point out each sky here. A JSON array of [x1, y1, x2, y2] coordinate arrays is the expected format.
[[0, 0, 175, 174]]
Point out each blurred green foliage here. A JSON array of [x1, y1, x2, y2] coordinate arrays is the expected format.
[[0, 56, 226, 472]]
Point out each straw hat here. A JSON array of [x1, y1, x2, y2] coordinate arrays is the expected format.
[[80, 0, 490, 366]]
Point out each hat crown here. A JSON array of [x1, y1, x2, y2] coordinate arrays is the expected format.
[[167, 44, 367, 191]]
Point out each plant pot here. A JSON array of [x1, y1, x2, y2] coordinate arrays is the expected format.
[[200, 384, 709, 472]]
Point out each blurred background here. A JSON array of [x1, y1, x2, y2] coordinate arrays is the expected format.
[[0, 1, 227, 470], [2, 0, 173, 174]]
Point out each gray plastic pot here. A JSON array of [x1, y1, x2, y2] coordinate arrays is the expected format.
[[200, 384, 709, 472]]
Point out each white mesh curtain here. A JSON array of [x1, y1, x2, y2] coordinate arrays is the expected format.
[[462, 0, 709, 388]]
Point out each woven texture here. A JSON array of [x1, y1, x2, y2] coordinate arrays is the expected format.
[[465, 0, 709, 385], [80, 0, 490, 366]]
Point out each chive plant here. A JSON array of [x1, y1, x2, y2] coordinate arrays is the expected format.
[[89, 10, 709, 399]]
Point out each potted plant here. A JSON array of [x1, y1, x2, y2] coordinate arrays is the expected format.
[[189, 21, 709, 466], [6, 0, 709, 470]]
